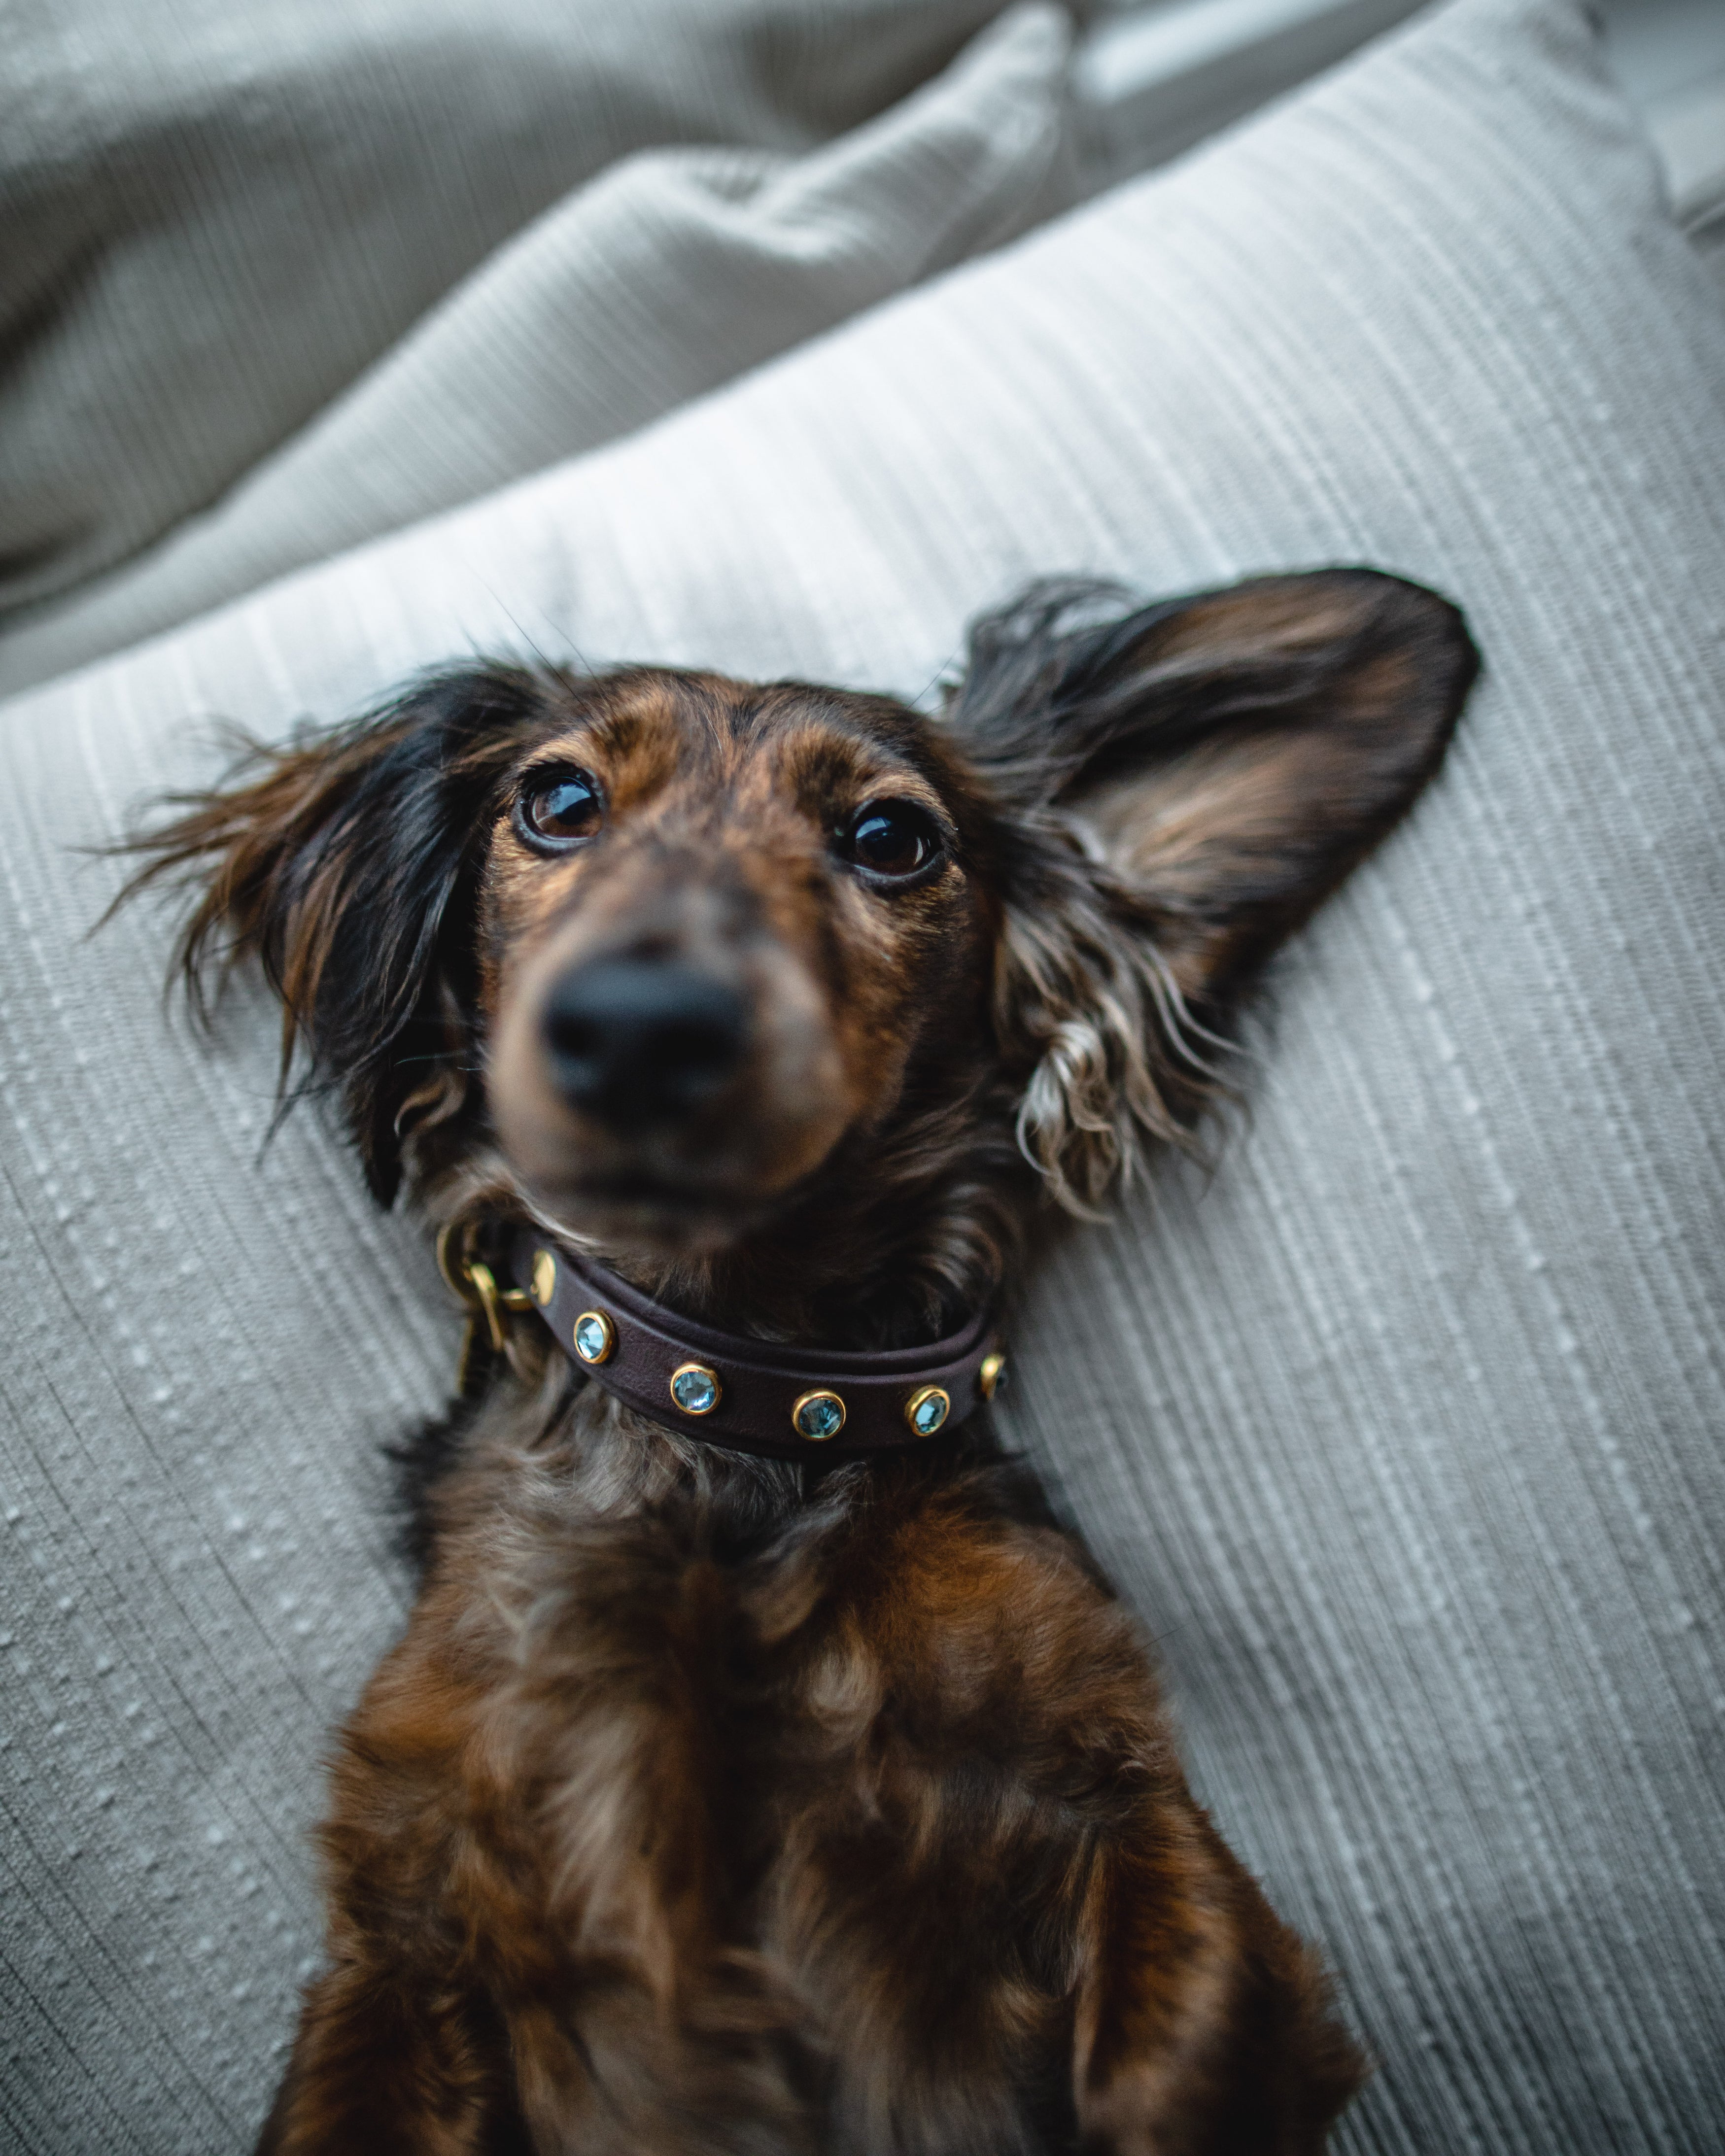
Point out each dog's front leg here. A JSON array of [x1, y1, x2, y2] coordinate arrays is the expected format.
[[253, 1580, 536, 2155], [1070, 1805, 1364, 2156], [255, 1959, 514, 2155]]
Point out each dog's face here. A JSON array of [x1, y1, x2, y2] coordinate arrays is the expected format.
[[477, 672, 992, 1253], [132, 571, 1476, 1303]]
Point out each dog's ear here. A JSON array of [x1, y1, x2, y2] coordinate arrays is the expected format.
[[121, 665, 553, 1205], [945, 570, 1478, 1208]]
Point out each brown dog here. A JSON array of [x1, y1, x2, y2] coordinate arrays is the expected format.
[[127, 571, 1476, 2154]]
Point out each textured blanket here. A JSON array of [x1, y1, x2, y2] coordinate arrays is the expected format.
[[1, 1, 1721, 2151]]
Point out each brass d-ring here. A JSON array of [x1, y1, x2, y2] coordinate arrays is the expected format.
[[436, 1221, 532, 1351], [436, 1219, 479, 1306]]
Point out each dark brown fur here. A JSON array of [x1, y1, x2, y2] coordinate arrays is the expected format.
[[123, 571, 1477, 2154]]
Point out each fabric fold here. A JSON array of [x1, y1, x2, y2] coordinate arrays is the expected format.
[[0, 3, 1076, 698], [0, 0, 1027, 622]]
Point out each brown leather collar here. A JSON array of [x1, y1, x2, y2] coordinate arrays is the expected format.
[[506, 1228, 1004, 1462]]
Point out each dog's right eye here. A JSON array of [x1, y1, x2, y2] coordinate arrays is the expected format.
[[515, 768, 605, 853]]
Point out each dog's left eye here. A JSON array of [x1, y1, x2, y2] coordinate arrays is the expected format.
[[516, 768, 605, 852], [838, 800, 946, 886]]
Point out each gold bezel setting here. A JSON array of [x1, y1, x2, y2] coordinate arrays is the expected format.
[[572, 1310, 616, 1365], [977, 1351, 1006, 1402], [531, 1247, 558, 1307], [905, 1384, 951, 1437], [792, 1389, 846, 1442], [669, 1362, 722, 1416]]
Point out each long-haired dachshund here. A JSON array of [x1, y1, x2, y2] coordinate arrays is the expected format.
[[126, 570, 1475, 2155]]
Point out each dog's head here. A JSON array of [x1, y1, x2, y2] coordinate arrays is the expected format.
[[129, 572, 1474, 1326]]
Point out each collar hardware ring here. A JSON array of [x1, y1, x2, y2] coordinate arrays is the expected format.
[[435, 1225, 528, 1354]]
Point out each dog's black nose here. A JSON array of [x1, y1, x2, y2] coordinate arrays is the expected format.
[[542, 959, 747, 1128]]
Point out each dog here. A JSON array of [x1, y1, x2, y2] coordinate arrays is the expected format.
[[125, 569, 1476, 2155]]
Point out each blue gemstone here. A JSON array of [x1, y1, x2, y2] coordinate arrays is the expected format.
[[573, 1312, 612, 1364], [671, 1365, 720, 1415], [794, 1393, 845, 1440], [909, 1388, 950, 1436]]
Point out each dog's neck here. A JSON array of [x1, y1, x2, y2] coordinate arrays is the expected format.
[[418, 1143, 1022, 1507], [510, 1228, 1000, 1464], [429, 1068, 1025, 1356], [555, 1131, 1023, 1355]]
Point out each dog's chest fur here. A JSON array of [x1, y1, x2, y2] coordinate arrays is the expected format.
[[357, 1382, 1169, 2150]]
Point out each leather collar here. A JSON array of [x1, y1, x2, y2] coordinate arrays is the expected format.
[[505, 1228, 1004, 1462]]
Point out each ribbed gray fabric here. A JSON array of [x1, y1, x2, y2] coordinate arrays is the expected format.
[[0, 3, 1077, 700], [1, 0, 1722, 2148], [0, 0, 1019, 620]]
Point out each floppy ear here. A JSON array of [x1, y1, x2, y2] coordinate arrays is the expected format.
[[946, 570, 1479, 1208], [120, 665, 552, 1206]]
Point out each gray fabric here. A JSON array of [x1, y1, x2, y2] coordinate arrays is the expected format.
[[1074, 0, 1426, 183], [2, 0, 1723, 2149], [0, 0, 1021, 621], [0, 3, 1076, 702]]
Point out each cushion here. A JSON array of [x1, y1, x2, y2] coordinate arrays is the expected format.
[[0, 0, 1018, 621], [0, 2, 1075, 700], [2, 0, 1722, 2146]]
